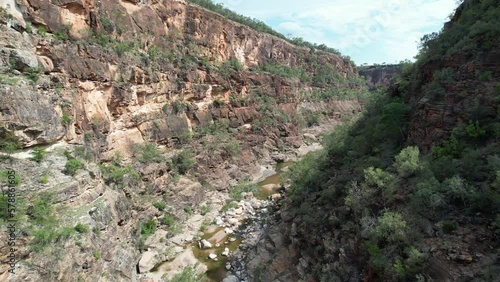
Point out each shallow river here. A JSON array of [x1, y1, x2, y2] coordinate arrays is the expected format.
[[196, 161, 291, 282]]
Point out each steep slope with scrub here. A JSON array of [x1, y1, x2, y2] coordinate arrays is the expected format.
[[249, 0, 500, 281]]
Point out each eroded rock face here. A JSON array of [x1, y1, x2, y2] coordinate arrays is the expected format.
[[1, 0, 359, 153], [358, 64, 402, 90], [0, 0, 364, 281]]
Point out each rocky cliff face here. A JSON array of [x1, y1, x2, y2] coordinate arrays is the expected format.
[[404, 50, 499, 152], [1, 0, 357, 155], [358, 64, 401, 90], [0, 1, 364, 281]]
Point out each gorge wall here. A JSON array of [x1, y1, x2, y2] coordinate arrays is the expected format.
[[358, 64, 401, 90], [0, 0, 365, 281]]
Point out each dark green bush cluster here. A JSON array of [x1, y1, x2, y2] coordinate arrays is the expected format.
[[229, 182, 259, 201], [140, 218, 157, 238], [171, 150, 195, 175], [171, 100, 188, 114], [31, 147, 47, 163], [26, 193, 77, 252], [220, 58, 243, 78], [160, 214, 174, 226], [100, 163, 140, 186], [154, 202, 166, 211], [0, 128, 22, 153], [64, 158, 83, 176], [134, 143, 164, 164], [74, 223, 90, 233]]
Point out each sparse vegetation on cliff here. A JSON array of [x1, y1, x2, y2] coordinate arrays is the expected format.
[[187, 0, 343, 56]]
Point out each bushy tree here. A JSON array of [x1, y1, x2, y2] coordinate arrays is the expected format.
[[364, 167, 394, 188], [64, 159, 83, 176], [172, 150, 195, 175], [394, 146, 421, 177], [31, 147, 47, 163], [371, 211, 408, 244]]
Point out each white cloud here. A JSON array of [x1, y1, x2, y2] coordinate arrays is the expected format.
[[216, 0, 458, 64]]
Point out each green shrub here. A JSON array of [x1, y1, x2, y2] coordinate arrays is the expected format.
[[30, 226, 75, 252], [74, 223, 90, 233], [172, 150, 195, 175], [57, 226, 76, 241], [366, 241, 387, 272], [0, 128, 22, 153], [374, 102, 411, 141], [27, 193, 56, 226], [371, 211, 408, 243], [223, 138, 240, 156], [24, 67, 41, 82], [160, 214, 174, 226], [112, 41, 136, 57], [65, 159, 83, 176], [213, 99, 225, 108], [93, 250, 101, 259], [199, 219, 211, 232], [31, 147, 47, 163], [166, 223, 183, 238], [200, 204, 211, 215], [168, 265, 205, 282], [411, 177, 443, 217], [477, 70, 492, 81], [0, 194, 13, 222], [229, 182, 259, 201], [441, 176, 472, 207], [302, 110, 322, 127], [100, 164, 140, 186], [183, 205, 193, 215], [134, 143, 163, 163], [54, 25, 71, 41], [221, 201, 238, 212], [154, 202, 166, 211], [433, 68, 455, 85], [141, 218, 157, 237], [219, 58, 243, 78], [30, 229, 57, 252], [442, 220, 457, 234], [364, 167, 394, 188], [172, 100, 187, 114], [37, 174, 49, 184], [394, 146, 421, 177], [465, 120, 486, 139], [433, 135, 465, 159], [100, 16, 114, 32], [37, 26, 47, 36], [61, 113, 72, 126]]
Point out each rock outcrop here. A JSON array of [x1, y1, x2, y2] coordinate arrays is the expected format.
[[358, 64, 402, 90]]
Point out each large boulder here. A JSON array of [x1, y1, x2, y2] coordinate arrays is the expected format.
[[137, 251, 158, 274]]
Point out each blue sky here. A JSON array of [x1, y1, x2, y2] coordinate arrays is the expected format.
[[215, 0, 458, 65]]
